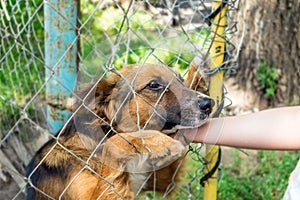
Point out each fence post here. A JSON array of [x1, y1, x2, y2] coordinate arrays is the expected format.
[[204, 1, 227, 199], [45, 0, 79, 134]]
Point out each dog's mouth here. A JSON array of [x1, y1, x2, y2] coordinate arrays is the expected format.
[[162, 121, 206, 138], [165, 129, 181, 139], [162, 111, 210, 135], [162, 124, 203, 146], [160, 101, 213, 139]]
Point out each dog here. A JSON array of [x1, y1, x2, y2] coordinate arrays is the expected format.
[[26, 58, 214, 199]]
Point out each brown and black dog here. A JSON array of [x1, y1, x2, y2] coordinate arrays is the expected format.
[[26, 58, 214, 200]]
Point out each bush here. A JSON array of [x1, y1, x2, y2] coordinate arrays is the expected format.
[[257, 62, 278, 99]]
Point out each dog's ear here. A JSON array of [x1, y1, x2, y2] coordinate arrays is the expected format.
[[185, 54, 210, 94], [66, 73, 120, 115]]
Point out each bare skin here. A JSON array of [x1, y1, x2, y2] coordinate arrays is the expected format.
[[182, 106, 300, 150]]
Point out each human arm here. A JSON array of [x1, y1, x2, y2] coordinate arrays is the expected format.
[[182, 106, 300, 150]]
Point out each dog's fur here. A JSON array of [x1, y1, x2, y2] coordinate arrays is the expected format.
[[26, 60, 213, 199]]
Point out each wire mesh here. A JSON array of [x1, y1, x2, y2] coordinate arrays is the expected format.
[[0, 0, 239, 199], [0, 1, 45, 199]]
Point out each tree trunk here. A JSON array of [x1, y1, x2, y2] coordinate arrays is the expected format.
[[232, 0, 300, 108]]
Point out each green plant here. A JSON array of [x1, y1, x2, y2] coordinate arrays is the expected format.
[[114, 46, 195, 71], [257, 63, 278, 98], [0, 0, 44, 129], [218, 150, 300, 199], [136, 149, 300, 199]]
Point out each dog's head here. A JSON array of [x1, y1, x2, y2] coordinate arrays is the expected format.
[[70, 64, 214, 135]]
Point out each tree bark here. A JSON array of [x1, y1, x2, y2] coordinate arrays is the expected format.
[[232, 0, 300, 108]]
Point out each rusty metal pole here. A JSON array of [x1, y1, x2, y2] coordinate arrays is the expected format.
[[45, 0, 79, 134]]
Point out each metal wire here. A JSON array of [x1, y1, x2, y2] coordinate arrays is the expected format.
[[0, 0, 239, 199]]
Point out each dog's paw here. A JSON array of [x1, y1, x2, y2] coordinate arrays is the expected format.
[[148, 139, 185, 170], [108, 131, 186, 172]]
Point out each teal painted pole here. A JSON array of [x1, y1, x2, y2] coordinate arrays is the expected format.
[[45, 0, 79, 134]]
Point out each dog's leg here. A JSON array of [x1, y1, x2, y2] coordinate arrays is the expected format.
[[102, 130, 185, 171], [99, 130, 185, 198], [185, 54, 210, 94]]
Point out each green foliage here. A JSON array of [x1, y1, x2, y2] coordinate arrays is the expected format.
[[3, 0, 211, 128], [218, 150, 300, 199], [137, 148, 300, 199], [0, 0, 44, 128], [257, 63, 278, 98], [79, 1, 211, 77], [114, 46, 195, 71]]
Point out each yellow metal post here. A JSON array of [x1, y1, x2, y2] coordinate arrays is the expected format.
[[204, 1, 227, 199]]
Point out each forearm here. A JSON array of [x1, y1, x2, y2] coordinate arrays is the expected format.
[[185, 106, 300, 150]]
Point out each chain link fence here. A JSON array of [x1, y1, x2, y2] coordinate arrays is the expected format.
[[0, 0, 239, 199]]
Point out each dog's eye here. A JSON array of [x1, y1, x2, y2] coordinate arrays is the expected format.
[[146, 80, 163, 91]]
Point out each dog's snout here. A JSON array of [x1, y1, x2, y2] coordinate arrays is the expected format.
[[198, 98, 214, 114]]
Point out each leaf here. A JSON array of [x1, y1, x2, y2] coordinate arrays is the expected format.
[[266, 88, 275, 96]]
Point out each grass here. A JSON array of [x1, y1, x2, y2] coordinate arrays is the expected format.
[[218, 149, 300, 199], [137, 147, 300, 199]]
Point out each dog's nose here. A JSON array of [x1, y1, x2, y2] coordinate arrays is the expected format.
[[198, 98, 215, 114]]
